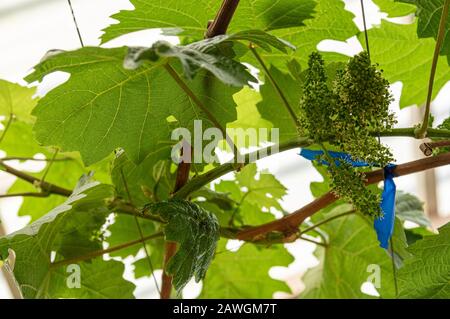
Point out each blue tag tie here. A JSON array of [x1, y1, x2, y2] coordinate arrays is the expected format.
[[299, 148, 397, 249]]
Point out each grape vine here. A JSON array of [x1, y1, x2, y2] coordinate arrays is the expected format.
[[0, 0, 449, 300]]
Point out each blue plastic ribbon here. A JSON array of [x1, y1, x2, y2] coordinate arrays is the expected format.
[[299, 148, 397, 249]]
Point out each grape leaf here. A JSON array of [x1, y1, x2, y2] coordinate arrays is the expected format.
[[214, 163, 287, 225], [398, 222, 450, 298], [106, 214, 157, 258], [0, 79, 36, 124], [200, 240, 293, 298], [301, 209, 402, 299], [125, 40, 257, 87], [146, 199, 220, 292], [100, 0, 316, 43], [373, 0, 416, 17], [226, 87, 278, 149], [395, 191, 431, 227], [257, 66, 301, 142], [265, 0, 359, 68], [25, 47, 239, 166], [235, 164, 286, 211], [364, 21, 450, 108], [398, 0, 450, 63], [0, 176, 135, 298]]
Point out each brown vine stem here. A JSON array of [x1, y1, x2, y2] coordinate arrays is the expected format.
[[415, 0, 450, 138], [160, 149, 191, 299], [205, 0, 240, 38], [0, 156, 71, 162], [236, 152, 450, 242], [0, 159, 72, 196], [51, 232, 164, 268], [0, 192, 49, 199]]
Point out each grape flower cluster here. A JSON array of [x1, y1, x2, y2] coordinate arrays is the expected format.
[[299, 52, 397, 217]]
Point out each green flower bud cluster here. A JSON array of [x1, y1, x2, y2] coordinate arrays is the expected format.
[[328, 159, 382, 218], [299, 52, 334, 140], [300, 51, 397, 166]]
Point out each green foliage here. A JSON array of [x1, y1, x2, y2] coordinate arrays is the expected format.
[[25, 47, 239, 166], [1, 0, 450, 300], [0, 80, 36, 123], [398, 0, 450, 62], [398, 222, 450, 298], [201, 240, 293, 298], [395, 191, 431, 227], [0, 175, 135, 298], [373, 0, 417, 17], [214, 163, 287, 225], [258, 65, 303, 142], [0, 120, 110, 221], [363, 21, 450, 108], [267, 0, 359, 68], [300, 208, 401, 298], [101, 0, 316, 43], [145, 199, 220, 292]]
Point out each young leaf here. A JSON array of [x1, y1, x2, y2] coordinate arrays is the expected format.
[[146, 199, 220, 292], [398, 222, 450, 298], [200, 240, 293, 298], [125, 40, 257, 87]]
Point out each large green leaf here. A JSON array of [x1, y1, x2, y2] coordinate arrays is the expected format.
[[101, 0, 316, 43], [373, 0, 416, 17], [257, 66, 302, 142], [265, 0, 359, 68], [364, 21, 450, 108], [200, 240, 293, 298], [25, 47, 239, 166], [301, 209, 401, 299], [146, 199, 220, 292], [0, 79, 36, 124], [0, 176, 135, 298], [398, 0, 450, 62], [226, 87, 274, 148], [398, 222, 450, 298]]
